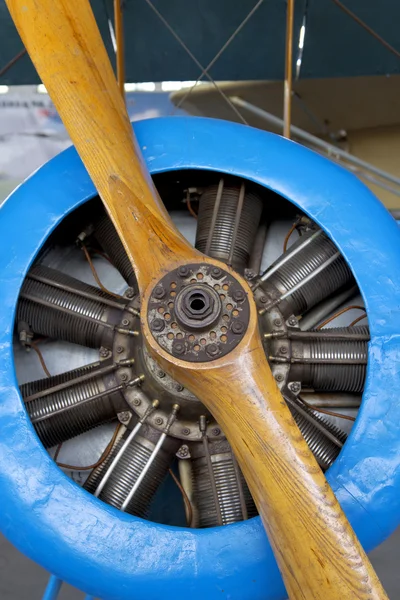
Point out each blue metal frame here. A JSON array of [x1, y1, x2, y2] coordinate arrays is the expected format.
[[0, 117, 400, 600]]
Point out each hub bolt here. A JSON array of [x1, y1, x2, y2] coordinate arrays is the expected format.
[[173, 342, 185, 356], [206, 343, 219, 357], [232, 289, 246, 302], [178, 265, 190, 277], [152, 318, 165, 332], [154, 285, 166, 299], [211, 267, 222, 279], [231, 320, 245, 335]]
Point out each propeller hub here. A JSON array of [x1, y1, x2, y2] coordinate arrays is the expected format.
[[147, 263, 250, 362]]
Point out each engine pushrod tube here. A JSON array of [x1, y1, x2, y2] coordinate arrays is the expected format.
[[284, 392, 344, 448], [205, 178, 224, 256], [253, 229, 322, 290], [264, 330, 370, 341], [199, 414, 223, 526], [269, 356, 367, 365], [228, 182, 246, 266], [30, 376, 143, 424], [94, 400, 159, 497], [121, 404, 179, 511], [26, 271, 135, 313]]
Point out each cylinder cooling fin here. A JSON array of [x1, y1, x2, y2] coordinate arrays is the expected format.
[[1, 119, 400, 600]]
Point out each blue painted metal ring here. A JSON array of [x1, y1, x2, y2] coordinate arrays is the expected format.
[[0, 117, 400, 600]]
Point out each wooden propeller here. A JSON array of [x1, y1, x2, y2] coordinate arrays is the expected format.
[[6, 1, 388, 598]]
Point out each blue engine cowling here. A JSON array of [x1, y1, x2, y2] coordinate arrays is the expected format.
[[0, 117, 400, 600]]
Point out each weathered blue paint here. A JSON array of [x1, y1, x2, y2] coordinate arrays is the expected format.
[[0, 117, 399, 600]]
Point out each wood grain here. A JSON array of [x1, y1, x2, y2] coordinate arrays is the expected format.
[[5, 0, 388, 598]]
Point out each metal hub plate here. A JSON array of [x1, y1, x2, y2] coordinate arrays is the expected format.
[[147, 263, 250, 362]]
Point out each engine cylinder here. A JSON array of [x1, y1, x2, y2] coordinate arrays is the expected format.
[[288, 398, 347, 470], [290, 326, 368, 393], [195, 183, 263, 272], [94, 213, 137, 290], [263, 230, 354, 317], [190, 439, 257, 528], [85, 424, 180, 517], [17, 265, 125, 348], [21, 362, 123, 448]]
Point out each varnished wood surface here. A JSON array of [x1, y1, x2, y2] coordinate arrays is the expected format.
[[5, 0, 389, 598]]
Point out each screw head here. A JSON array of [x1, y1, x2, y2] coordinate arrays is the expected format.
[[152, 318, 165, 332], [289, 381, 301, 393], [212, 428, 221, 436], [206, 343, 219, 357], [231, 320, 245, 335], [275, 373, 284, 382], [173, 342, 185, 356], [122, 318, 130, 326], [177, 444, 190, 457], [153, 285, 166, 299], [232, 289, 246, 302], [119, 411, 131, 423], [178, 265, 190, 277], [211, 267, 222, 279]]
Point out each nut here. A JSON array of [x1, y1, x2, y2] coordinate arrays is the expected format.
[[173, 342, 185, 356], [275, 373, 284, 382], [116, 345, 124, 354], [181, 429, 190, 437], [212, 428, 221, 436], [260, 296, 268, 303], [178, 265, 190, 277], [153, 285, 166, 299], [175, 384, 184, 392], [157, 370, 166, 378], [133, 398, 141, 406], [155, 417, 164, 426], [122, 318, 130, 327], [206, 343, 219, 357], [280, 346, 288, 354], [152, 318, 165, 332], [273, 319, 282, 327], [120, 373, 128, 382], [211, 267, 223, 279], [232, 289, 246, 302], [231, 320, 245, 335]]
